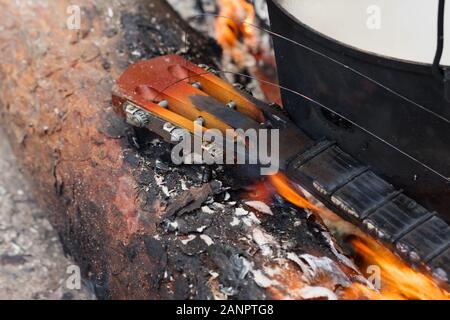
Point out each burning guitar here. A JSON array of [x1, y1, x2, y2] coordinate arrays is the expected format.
[[112, 54, 449, 297]]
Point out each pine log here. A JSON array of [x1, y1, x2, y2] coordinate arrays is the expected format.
[[0, 0, 357, 299]]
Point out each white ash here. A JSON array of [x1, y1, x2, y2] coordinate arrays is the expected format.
[[211, 202, 225, 210], [131, 50, 141, 57], [321, 231, 360, 273], [230, 216, 240, 227], [244, 200, 273, 215], [150, 138, 161, 146], [252, 228, 278, 257], [196, 225, 208, 233], [161, 185, 171, 198], [167, 220, 179, 232], [287, 253, 352, 288], [298, 286, 338, 300], [200, 234, 214, 246], [180, 234, 197, 245], [231, 255, 253, 280], [251, 269, 279, 288], [220, 285, 238, 297], [180, 179, 189, 191], [201, 205, 214, 214], [241, 212, 261, 226], [280, 239, 296, 251], [153, 234, 161, 241], [234, 207, 249, 217], [154, 172, 165, 186]]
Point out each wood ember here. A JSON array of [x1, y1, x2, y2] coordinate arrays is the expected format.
[[0, 0, 365, 299], [168, 0, 279, 102], [163, 181, 222, 219]]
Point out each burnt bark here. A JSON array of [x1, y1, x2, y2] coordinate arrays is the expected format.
[[0, 0, 359, 299]]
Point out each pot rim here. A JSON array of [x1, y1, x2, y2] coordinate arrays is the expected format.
[[268, 0, 449, 75]]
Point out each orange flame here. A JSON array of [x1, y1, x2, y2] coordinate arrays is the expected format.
[[268, 173, 317, 210], [214, 0, 283, 103], [242, 179, 273, 203], [343, 237, 450, 300], [267, 172, 450, 300], [215, 0, 257, 64]]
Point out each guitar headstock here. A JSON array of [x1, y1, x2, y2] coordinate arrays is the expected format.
[[112, 54, 309, 168], [113, 54, 264, 132]]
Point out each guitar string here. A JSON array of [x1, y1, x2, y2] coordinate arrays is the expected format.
[[186, 13, 450, 124], [152, 68, 449, 183]]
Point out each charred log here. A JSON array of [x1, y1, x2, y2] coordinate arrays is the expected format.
[[0, 0, 360, 299]]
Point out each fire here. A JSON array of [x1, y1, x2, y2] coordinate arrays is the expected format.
[[242, 179, 273, 204], [267, 172, 450, 300], [214, 0, 283, 103], [215, 0, 257, 65], [268, 173, 317, 211], [267, 262, 316, 300], [213, 2, 449, 300], [343, 237, 450, 300]]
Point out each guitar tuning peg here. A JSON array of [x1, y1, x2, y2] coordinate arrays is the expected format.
[[194, 117, 205, 126], [123, 102, 150, 128]]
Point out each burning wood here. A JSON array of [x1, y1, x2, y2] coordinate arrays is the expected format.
[[113, 48, 449, 299], [344, 237, 450, 300], [0, 0, 361, 301], [215, 0, 257, 66], [266, 172, 450, 299], [213, 0, 281, 103]]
